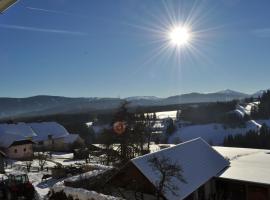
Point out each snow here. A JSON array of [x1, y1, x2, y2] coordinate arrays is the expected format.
[[2, 151, 116, 199], [0, 123, 37, 147], [5, 164, 58, 199], [169, 120, 261, 145], [64, 169, 108, 183], [86, 122, 93, 127], [0, 122, 79, 148], [0, 122, 37, 138], [132, 138, 229, 200], [215, 146, 270, 185], [148, 111, 177, 120], [29, 122, 69, 142], [256, 119, 270, 127], [52, 185, 123, 200], [229, 109, 245, 118]]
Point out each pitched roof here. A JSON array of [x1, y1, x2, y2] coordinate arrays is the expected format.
[[0, 123, 36, 148], [131, 138, 229, 200], [0, 122, 76, 148], [214, 146, 270, 185], [9, 139, 34, 147], [28, 122, 69, 141]]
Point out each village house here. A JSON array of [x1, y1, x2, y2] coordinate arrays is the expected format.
[[110, 138, 270, 200], [6, 140, 34, 160], [29, 122, 84, 151], [109, 138, 229, 200], [0, 122, 84, 157]]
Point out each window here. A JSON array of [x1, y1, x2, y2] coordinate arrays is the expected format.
[[14, 149, 17, 153], [24, 148, 26, 152]]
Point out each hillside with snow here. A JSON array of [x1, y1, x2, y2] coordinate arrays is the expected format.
[[0, 89, 267, 120], [168, 120, 262, 145]]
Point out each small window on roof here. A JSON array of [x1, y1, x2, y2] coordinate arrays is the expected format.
[[23, 148, 26, 152], [14, 149, 17, 153]]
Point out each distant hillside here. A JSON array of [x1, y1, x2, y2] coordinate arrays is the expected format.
[[0, 89, 265, 120]]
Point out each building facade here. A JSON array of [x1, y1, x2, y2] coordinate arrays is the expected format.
[[6, 140, 34, 160]]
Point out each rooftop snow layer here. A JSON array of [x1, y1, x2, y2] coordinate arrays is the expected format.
[[0, 122, 75, 148], [0, 122, 37, 147], [132, 138, 229, 200], [29, 122, 69, 141], [0, 122, 36, 138], [214, 146, 270, 185]]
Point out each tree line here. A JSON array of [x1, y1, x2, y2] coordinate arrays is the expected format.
[[251, 90, 270, 119], [180, 100, 241, 124], [223, 124, 270, 149]]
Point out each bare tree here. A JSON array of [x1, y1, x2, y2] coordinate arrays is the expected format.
[[25, 160, 33, 172], [38, 152, 48, 171], [148, 155, 186, 200]]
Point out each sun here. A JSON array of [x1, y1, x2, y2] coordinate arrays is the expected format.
[[168, 26, 191, 47]]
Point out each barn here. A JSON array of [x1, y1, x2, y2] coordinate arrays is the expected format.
[[109, 138, 229, 200]]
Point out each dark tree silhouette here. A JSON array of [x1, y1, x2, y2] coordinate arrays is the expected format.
[[148, 155, 186, 200]]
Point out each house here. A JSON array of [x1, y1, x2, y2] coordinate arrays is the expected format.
[[214, 146, 270, 200], [0, 122, 37, 148], [29, 122, 84, 151], [110, 138, 270, 200], [0, 122, 84, 153], [6, 140, 34, 160], [109, 138, 229, 200]]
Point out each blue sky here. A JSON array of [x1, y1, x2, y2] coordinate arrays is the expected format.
[[1, 0, 270, 98]]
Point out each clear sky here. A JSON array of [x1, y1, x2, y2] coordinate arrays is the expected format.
[[1, 0, 270, 98]]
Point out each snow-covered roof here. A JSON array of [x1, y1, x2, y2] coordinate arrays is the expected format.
[[0, 122, 36, 138], [0, 123, 37, 148], [214, 146, 270, 185], [132, 138, 229, 200], [155, 111, 177, 120], [0, 122, 74, 148], [29, 122, 69, 141]]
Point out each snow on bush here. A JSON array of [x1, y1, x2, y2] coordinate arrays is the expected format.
[[64, 169, 106, 183], [51, 185, 123, 200]]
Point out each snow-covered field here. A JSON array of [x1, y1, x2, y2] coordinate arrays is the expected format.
[[5, 161, 58, 199], [2, 152, 112, 200]]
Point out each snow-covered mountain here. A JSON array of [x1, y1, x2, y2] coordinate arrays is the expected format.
[[252, 89, 270, 98], [0, 89, 267, 120], [125, 96, 161, 101], [216, 89, 249, 96]]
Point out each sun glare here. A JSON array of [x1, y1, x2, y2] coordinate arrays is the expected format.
[[169, 26, 191, 47]]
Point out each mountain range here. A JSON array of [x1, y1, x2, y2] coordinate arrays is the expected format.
[[0, 89, 266, 120]]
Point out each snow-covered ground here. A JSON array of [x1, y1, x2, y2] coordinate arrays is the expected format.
[[169, 120, 262, 145], [52, 185, 123, 200], [155, 111, 177, 120], [4, 162, 58, 199], [2, 152, 111, 200], [235, 102, 259, 116]]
